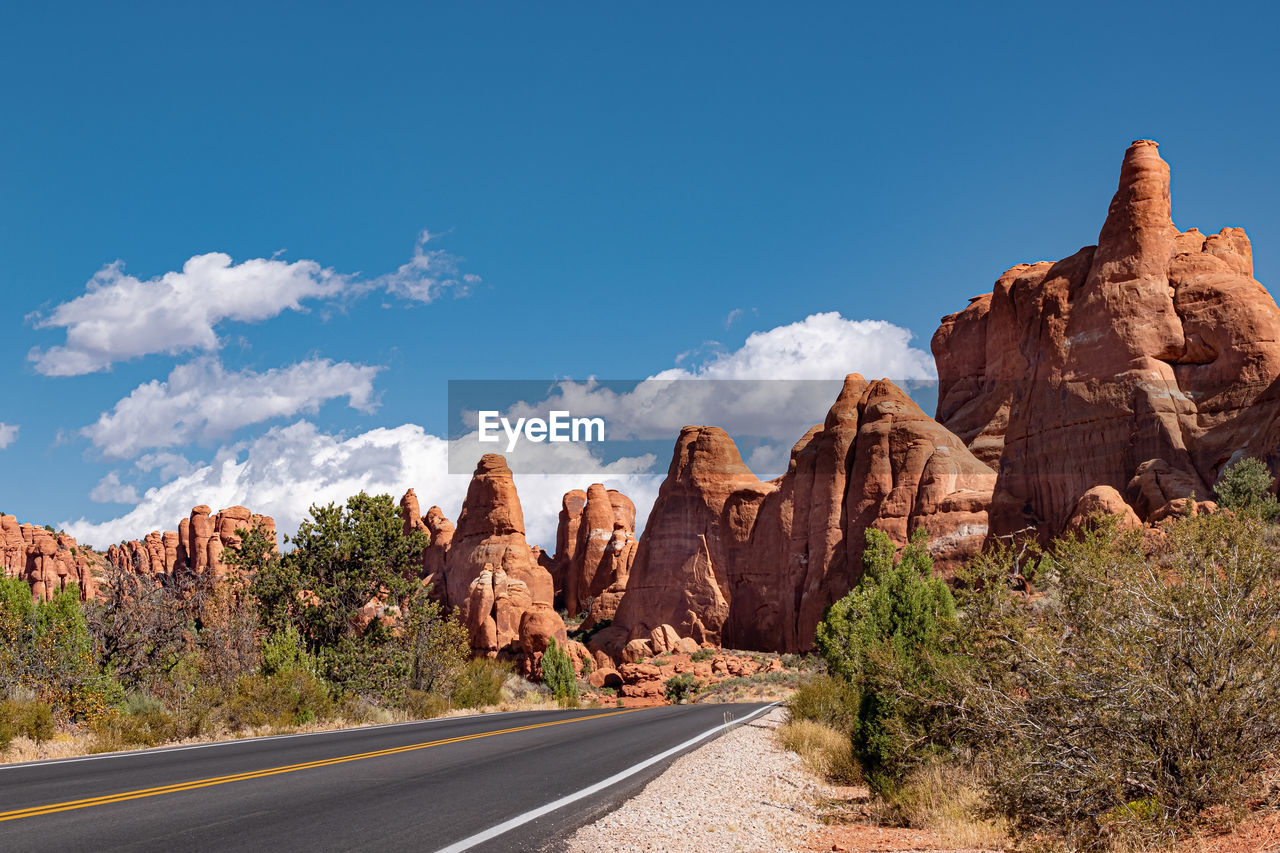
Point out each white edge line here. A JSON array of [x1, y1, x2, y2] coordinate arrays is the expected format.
[[433, 701, 781, 853], [0, 707, 540, 772]]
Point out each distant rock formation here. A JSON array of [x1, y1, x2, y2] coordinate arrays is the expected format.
[[934, 139, 1280, 536], [107, 505, 276, 582], [1, 515, 99, 601]]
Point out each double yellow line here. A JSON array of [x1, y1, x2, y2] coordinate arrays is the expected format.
[[0, 708, 640, 823]]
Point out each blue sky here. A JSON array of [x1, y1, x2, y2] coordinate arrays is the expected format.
[[2, 2, 1277, 548]]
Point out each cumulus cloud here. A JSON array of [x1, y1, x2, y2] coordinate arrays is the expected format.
[[62, 420, 658, 550], [0, 423, 17, 449], [29, 234, 475, 376], [657, 312, 935, 381], [83, 357, 382, 459], [89, 472, 140, 504]]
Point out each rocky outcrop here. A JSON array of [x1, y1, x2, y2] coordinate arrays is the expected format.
[[445, 455, 563, 658], [934, 140, 1280, 536], [1, 515, 99, 601]]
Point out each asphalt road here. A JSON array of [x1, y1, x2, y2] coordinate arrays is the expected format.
[[0, 701, 775, 852]]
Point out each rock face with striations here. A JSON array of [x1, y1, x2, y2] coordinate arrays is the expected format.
[[933, 140, 1280, 536]]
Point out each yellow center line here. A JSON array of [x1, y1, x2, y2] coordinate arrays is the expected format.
[[0, 708, 643, 823]]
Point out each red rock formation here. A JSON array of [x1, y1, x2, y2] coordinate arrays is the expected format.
[[189, 506, 214, 573], [446, 455, 562, 656], [609, 426, 768, 651], [608, 376, 994, 656], [420, 505, 454, 599], [105, 505, 277, 589], [399, 489, 425, 537], [934, 140, 1280, 536], [560, 484, 638, 625], [550, 489, 586, 610], [0, 516, 100, 601]]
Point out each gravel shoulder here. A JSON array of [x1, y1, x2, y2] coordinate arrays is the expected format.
[[563, 705, 996, 853], [564, 705, 830, 853]]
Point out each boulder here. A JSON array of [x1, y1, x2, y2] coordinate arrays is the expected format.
[[1066, 486, 1142, 532]]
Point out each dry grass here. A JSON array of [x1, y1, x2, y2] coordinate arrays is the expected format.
[[777, 718, 861, 785], [875, 762, 1011, 850], [0, 679, 563, 766]]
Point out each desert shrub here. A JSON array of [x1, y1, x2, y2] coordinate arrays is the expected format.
[[1214, 456, 1280, 519], [778, 718, 860, 784], [786, 674, 859, 733], [663, 673, 699, 704], [0, 697, 56, 750], [405, 597, 469, 696], [690, 648, 715, 663], [500, 673, 553, 707], [814, 529, 960, 795], [90, 703, 178, 752], [541, 638, 579, 707], [961, 513, 1280, 848], [225, 670, 333, 729], [400, 689, 449, 720], [451, 658, 508, 709]]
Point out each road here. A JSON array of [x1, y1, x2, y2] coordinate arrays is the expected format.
[[0, 701, 775, 852]]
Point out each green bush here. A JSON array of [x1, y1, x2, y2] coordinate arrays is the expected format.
[[451, 658, 508, 709], [786, 674, 860, 733], [814, 529, 959, 795], [1214, 456, 1280, 519], [541, 638, 579, 708], [690, 648, 715, 663], [225, 670, 333, 730], [663, 673, 699, 704]]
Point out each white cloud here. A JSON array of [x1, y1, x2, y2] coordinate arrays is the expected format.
[[375, 230, 480, 303], [134, 452, 197, 480], [89, 472, 140, 504], [0, 423, 17, 449], [29, 254, 344, 376], [62, 420, 659, 551], [83, 357, 382, 459], [658, 312, 935, 381], [29, 235, 475, 376]]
